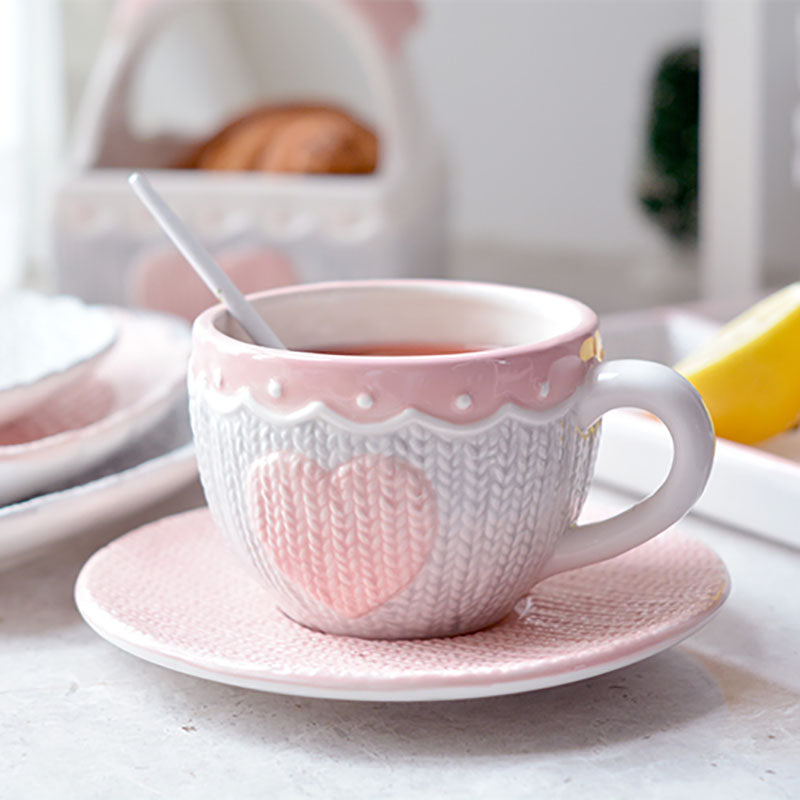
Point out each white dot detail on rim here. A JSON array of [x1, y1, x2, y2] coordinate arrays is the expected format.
[[455, 393, 473, 410], [356, 393, 374, 410], [539, 380, 550, 398], [267, 378, 283, 399], [211, 366, 223, 389]]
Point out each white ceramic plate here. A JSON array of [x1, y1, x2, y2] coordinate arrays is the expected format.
[[75, 505, 729, 702], [0, 308, 190, 505], [597, 308, 800, 548], [0, 404, 196, 570], [0, 291, 117, 426]]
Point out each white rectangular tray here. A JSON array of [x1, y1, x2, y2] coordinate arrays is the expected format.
[[595, 307, 800, 548]]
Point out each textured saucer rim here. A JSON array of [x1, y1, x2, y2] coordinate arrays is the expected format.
[[74, 508, 730, 702], [77, 598, 728, 703]]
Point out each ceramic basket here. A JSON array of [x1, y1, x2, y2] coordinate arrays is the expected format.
[[51, 0, 446, 319]]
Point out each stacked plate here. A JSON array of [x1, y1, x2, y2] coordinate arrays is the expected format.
[[0, 291, 197, 569]]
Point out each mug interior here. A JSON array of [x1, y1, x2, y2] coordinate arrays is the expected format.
[[211, 281, 596, 354]]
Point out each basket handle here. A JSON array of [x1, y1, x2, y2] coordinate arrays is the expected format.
[[70, 0, 421, 175]]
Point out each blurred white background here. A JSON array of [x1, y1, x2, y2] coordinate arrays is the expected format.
[[3, 0, 800, 310], [411, 2, 701, 254], [59, 0, 702, 297]]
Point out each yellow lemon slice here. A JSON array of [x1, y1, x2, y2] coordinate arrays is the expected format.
[[675, 283, 800, 444]]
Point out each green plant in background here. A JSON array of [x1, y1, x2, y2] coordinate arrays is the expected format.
[[639, 45, 700, 244]]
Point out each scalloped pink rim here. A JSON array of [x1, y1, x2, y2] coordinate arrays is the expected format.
[[191, 280, 601, 423]]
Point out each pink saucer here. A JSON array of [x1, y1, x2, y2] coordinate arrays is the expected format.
[[75, 507, 730, 702]]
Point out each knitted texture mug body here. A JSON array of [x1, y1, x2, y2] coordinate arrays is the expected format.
[[190, 281, 714, 639]]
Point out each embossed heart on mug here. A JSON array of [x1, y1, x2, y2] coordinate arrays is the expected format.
[[247, 452, 438, 618]]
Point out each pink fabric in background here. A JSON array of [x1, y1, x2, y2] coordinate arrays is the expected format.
[[347, 0, 419, 52]]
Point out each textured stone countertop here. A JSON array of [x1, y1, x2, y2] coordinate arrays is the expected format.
[[1, 478, 798, 799]]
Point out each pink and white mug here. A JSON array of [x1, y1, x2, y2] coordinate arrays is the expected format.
[[189, 280, 714, 639]]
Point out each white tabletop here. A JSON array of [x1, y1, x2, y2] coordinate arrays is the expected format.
[[1, 480, 798, 799]]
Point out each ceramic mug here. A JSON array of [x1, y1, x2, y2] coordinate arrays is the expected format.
[[189, 280, 714, 639]]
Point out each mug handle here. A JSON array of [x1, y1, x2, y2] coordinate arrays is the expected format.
[[538, 359, 715, 580]]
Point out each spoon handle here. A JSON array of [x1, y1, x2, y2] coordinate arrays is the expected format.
[[128, 173, 286, 349]]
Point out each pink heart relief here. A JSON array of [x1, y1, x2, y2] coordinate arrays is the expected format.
[[247, 452, 438, 619]]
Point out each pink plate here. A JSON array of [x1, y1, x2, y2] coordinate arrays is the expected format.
[[74, 507, 730, 702], [0, 309, 190, 506]]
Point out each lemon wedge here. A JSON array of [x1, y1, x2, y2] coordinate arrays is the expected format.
[[675, 283, 800, 444]]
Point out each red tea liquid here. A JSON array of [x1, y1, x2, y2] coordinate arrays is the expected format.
[[309, 342, 491, 357]]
